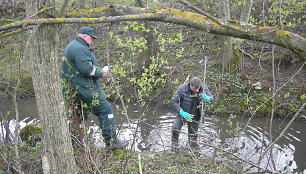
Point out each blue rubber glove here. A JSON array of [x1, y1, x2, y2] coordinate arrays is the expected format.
[[179, 109, 192, 120], [200, 93, 210, 102]]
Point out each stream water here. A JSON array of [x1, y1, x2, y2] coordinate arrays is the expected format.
[[0, 97, 305, 173]]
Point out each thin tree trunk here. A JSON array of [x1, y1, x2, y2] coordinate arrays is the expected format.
[[219, 0, 233, 73], [237, 0, 254, 73], [221, 36, 233, 72], [136, 0, 144, 7], [135, 0, 159, 71], [268, 45, 277, 170], [25, 0, 76, 173], [13, 55, 23, 174], [77, 0, 85, 9], [58, 0, 70, 17], [239, 0, 253, 23]]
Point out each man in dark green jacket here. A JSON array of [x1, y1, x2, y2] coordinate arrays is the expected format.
[[61, 26, 127, 149]]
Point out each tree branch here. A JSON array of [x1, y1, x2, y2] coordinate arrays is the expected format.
[[25, 6, 57, 20], [0, 26, 32, 39], [0, 6, 305, 59], [242, 63, 305, 132], [201, 142, 277, 173], [259, 103, 306, 162], [178, 0, 243, 32]]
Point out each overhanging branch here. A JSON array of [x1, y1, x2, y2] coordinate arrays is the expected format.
[[0, 6, 305, 59], [0, 26, 32, 39], [178, 0, 243, 32]]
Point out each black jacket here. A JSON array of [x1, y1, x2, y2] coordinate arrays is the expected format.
[[171, 83, 214, 120]]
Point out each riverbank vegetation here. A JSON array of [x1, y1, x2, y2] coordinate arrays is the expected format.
[[0, 0, 305, 173], [2, 139, 235, 173]]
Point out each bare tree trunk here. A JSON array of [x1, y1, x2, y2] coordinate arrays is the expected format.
[[136, 0, 144, 7], [135, 0, 159, 71], [25, 0, 76, 173], [77, 0, 85, 9], [268, 45, 277, 170], [219, 0, 233, 73], [58, 0, 70, 17], [13, 55, 23, 174], [237, 0, 254, 73], [239, 0, 253, 23]]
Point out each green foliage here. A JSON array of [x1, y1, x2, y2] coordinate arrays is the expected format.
[[91, 92, 100, 106], [205, 62, 303, 117], [300, 94, 306, 101], [96, 22, 182, 107], [225, 114, 241, 135], [18, 141, 42, 173], [249, 0, 305, 30], [95, 151, 233, 173], [174, 155, 189, 163], [130, 56, 168, 106], [199, 0, 219, 14], [0, 120, 42, 173], [158, 32, 183, 55], [0, 19, 32, 96], [267, 0, 305, 28], [123, 21, 150, 33]]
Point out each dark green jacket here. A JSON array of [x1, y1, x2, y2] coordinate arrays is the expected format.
[[61, 36, 103, 102]]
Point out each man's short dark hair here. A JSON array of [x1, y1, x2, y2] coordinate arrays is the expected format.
[[190, 77, 202, 89]]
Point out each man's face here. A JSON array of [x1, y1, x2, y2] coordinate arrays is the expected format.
[[190, 84, 199, 92], [84, 34, 93, 45]]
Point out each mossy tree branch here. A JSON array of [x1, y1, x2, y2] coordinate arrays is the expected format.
[[1, 5, 305, 59]]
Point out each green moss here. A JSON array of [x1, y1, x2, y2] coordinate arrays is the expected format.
[[66, 6, 110, 17], [158, 8, 209, 23], [227, 19, 240, 24], [257, 26, 275, 30], [20, 125, 42, 146], [259, 56, 282, 60], [275, 29, 290, 36], [54, 18, 65, 21]]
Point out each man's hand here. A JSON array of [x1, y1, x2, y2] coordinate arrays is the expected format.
[[102, 66, 110, 78], [200, 93, 210, 102], [179, 109, 192, 121]]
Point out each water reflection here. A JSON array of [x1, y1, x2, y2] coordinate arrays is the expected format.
[[0, 97, 305, 173], [111, 105, 306, 173]]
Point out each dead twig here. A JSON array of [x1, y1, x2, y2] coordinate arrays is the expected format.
[[201, 142, 278, 173], [259, 103, 305, 161]]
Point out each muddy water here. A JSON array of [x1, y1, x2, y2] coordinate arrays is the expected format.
[[0, 97, 305, 173]]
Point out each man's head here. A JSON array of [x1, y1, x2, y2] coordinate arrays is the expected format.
[[77, 26, 98, 45], [190, 77, 202, 92]]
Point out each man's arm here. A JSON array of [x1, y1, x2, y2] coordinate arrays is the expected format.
[[202, 84, 214, 103], [73, 48, 103, 78], [171, 85, 182, 113]]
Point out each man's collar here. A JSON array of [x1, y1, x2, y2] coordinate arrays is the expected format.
[[76, 36, 89, 47]]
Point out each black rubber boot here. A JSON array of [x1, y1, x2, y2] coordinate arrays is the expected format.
[[172, 130, 180, 151], [106, 139, 129, 150]]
